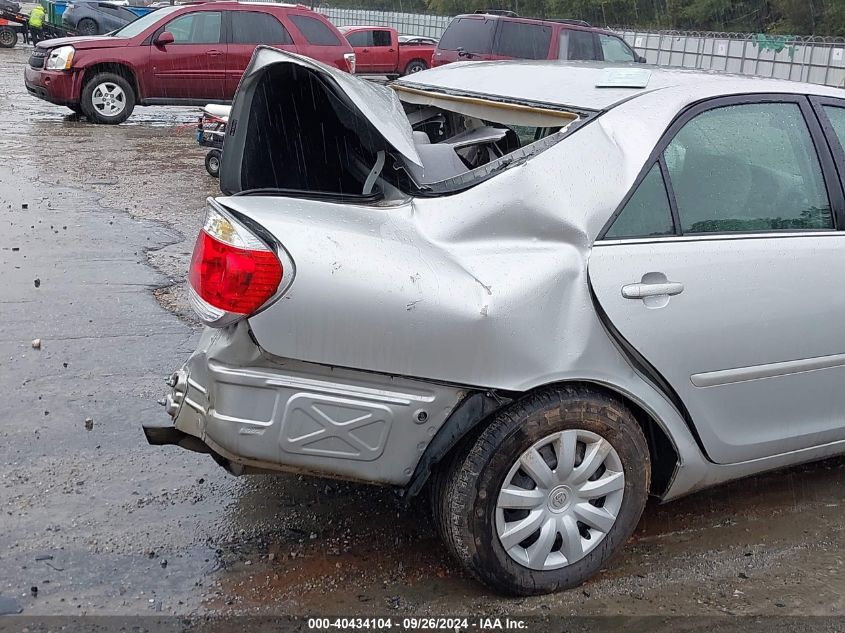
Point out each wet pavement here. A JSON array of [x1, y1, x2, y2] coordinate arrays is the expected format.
[[2, 43, 845, 620]]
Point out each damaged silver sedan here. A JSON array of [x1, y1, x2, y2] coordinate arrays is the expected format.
[[144, 49, 845, 595]]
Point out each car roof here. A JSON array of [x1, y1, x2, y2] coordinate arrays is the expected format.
[[219, 1, 306, 6], [396, 60, 845, 112], [338, 25, 391, 31], [453, 12, 596, 32], [181, 1, 310, 8]]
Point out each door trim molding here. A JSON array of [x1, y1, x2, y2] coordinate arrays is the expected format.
[[691, 352, 845, 388], [595, 230, 843, 247]]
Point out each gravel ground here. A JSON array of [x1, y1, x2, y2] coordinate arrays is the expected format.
[[2, 43, 845, 624]]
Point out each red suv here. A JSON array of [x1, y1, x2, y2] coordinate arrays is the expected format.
[[24, 2, 355, 124], [432, 12, 644, 67]]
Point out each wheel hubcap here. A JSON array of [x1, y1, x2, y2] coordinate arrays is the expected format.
[[495, 429, 625, 571], [91, 82, 126, 117]]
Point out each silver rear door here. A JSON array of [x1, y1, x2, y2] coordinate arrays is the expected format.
[[589, 95, 845, 464]]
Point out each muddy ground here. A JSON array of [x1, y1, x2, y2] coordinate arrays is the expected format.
[[2, 44, 845, 623]]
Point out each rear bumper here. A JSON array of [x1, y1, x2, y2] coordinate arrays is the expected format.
[[24, 66, 81, 106], [145, 322, 466, 485]]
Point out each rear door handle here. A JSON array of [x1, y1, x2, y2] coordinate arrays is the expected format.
[[207, 49, 223, 56], [622, 281, 684, 299]]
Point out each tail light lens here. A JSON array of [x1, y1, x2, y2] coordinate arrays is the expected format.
[[188, 200, 284, 327], [344, 52, 356, 73]]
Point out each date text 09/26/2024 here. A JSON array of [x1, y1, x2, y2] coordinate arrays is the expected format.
[[307, 618, 528, 631]]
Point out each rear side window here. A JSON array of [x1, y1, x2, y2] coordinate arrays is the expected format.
[[599, 34, 634, 62], [437, 17, 494, 54], [665, 103, 832, 233], [230, 11, 292, 45], [345, 30, 371, 47], [98, 4, 135, 20], [823, 106, 845, 150], [165, 11, 222, 44], [606, 164, 675, 239], [289, 14, 341, 46], [494, 20, 551, 59], [558, 29, 597, 60], [372, 29, 392, 46]]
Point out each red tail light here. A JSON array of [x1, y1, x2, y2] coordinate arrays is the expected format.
[[188, 200, 284, 326]]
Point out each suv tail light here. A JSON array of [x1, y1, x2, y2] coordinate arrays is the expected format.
[[344, 52, 356, 73], [188, 199, 286, 327]]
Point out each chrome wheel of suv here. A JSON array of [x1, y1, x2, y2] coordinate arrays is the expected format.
[[495, 429, 625, 571], [81, 72, 136, 124], [91, 81, 127, 118]]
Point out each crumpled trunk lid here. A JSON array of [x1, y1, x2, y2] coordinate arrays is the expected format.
[[219, 47, 421, 198]]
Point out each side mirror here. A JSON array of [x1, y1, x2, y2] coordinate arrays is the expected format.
[[155, 31, 174, 46], [636, 54, 647, 63]]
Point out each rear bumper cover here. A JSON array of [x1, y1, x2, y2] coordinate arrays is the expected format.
[[145, 322, 466, 485]]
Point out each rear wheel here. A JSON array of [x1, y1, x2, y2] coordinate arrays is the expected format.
[[403, 59, 428, 75], [433, 386, 650, 596], [205, 149, 221, 178], [0, 26, 16, 48], [81, 72, 135, 124], [77, 18, 97, 35]]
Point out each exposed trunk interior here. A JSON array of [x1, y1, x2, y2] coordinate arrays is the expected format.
[[240, 64, 399, 198]]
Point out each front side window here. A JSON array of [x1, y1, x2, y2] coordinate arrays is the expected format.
[[230, 12, 292, 45], [599, 34, 635, 62], [289, 14, 341, 46], [345, 30, 371, 47], [666, 103, 831, 233], [494, 20, 552, 59], [605, 163, 675, 239], [437, 17, 495, 54], [558, 29, 597, 60], [372, 30, 392, 46], [165, 11, 222, 44]]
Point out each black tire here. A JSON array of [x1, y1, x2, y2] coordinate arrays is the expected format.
[[0, 26, 16, 48], [204, 149, 222, 178], [403, 59, 428, 75], [77, 18, 98, 35], [80, 72, 135, 125], [434, 386, 650, 596]]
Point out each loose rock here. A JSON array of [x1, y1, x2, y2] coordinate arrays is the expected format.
[[0, 596, 23, 615]]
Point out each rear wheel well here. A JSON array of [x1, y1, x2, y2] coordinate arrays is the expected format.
[[82, 63, 138, 98], [419, 380, 679, 501]]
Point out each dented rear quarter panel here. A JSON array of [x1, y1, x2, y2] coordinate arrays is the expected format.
[[225, 99, 673, 391]]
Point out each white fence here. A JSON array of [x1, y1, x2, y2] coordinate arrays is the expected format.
[[315, 5, 845, 88], [616, 29, 845, 88], [317, 6, 452, 39]]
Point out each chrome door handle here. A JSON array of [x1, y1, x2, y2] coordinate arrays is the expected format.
[[622, 281, 684, 299]]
